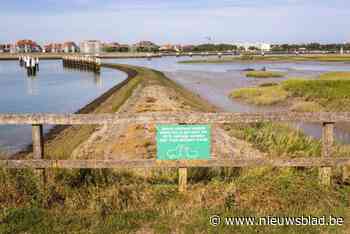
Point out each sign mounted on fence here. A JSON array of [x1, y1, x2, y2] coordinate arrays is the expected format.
[[156, 124, 211, 160]]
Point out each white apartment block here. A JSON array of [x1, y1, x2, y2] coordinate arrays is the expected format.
[[79, 40, 102, 54], [234, 42, 271, 51]]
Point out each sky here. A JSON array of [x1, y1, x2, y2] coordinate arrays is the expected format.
[[1, 0, 350, 45]]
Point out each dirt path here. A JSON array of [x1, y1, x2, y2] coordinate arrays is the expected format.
[[72, 76, 264, 161]]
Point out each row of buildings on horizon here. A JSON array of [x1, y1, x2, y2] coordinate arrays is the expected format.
[[0, 39, 273, 54], [1, 40, 348, 54]]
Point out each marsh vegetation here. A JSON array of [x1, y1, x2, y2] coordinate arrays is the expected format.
[[231, 71, 350, 111], [245, 71, 285, 78], [1, 65, 349, 233]]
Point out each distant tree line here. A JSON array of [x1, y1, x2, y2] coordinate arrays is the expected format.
[[102, 47, 129, 53], [272, 43, 350, 52], [101, 42, 350, 53], [190, 44, 238, 52], [135, 46, 160, 53]]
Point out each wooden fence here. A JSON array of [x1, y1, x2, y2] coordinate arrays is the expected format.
[[1, 112, 350, 192]]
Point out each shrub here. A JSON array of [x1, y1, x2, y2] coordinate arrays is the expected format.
[[246, 71, 285, 78], [0, 207, 44, 234], [290, 101, 323, 112], [259, 82, 279, 87], [319, 71, 350, 80], [231, 86, 288, 105], [282, 79, 350, 100]]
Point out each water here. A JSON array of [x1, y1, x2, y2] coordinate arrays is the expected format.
[[104, 55, 350, 73], [0, 60, 127, 153], [2, 56, 349, 153], [104, 56, 350, 144]]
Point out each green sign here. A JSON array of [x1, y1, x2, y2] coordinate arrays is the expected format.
[[156, 124, 211, 160]]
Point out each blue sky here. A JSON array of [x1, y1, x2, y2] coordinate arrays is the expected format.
[[1, 0, 350, 44]]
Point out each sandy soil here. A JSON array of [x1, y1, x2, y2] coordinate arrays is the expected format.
[[71, 77, 264, 161]]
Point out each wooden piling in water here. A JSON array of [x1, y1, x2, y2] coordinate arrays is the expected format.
[[62, 55, 100, 73], [22, 56, 39, 77]]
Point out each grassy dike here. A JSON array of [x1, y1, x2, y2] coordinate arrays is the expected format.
[[1, 65, 349, 233]]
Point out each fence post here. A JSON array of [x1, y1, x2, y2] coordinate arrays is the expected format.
[[319, 122, 334, 186], [32, 124, 46, 186], [342, 166, 350, 184], [178, 168, 187, 192]]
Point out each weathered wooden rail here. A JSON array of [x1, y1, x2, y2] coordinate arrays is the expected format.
[[1, 112, 350, 191], [2, 112, 350, 124]]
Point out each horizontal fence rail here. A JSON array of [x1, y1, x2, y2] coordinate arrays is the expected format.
[[1, 158, 350, 169], [0, 112, 349, 191], [1, 112, 350, 125]]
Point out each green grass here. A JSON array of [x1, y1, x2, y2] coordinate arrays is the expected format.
[[231, 71, 350, 111], [1, 167, 349, 233], [282, 79, 350, 100], [320, 72, 350, 80], [282, 79, 350, 111], [290, 101, 323, 112], [246, 71, 285, 78], [231, 85, 288, 105], [226, 122, 322, 158]]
